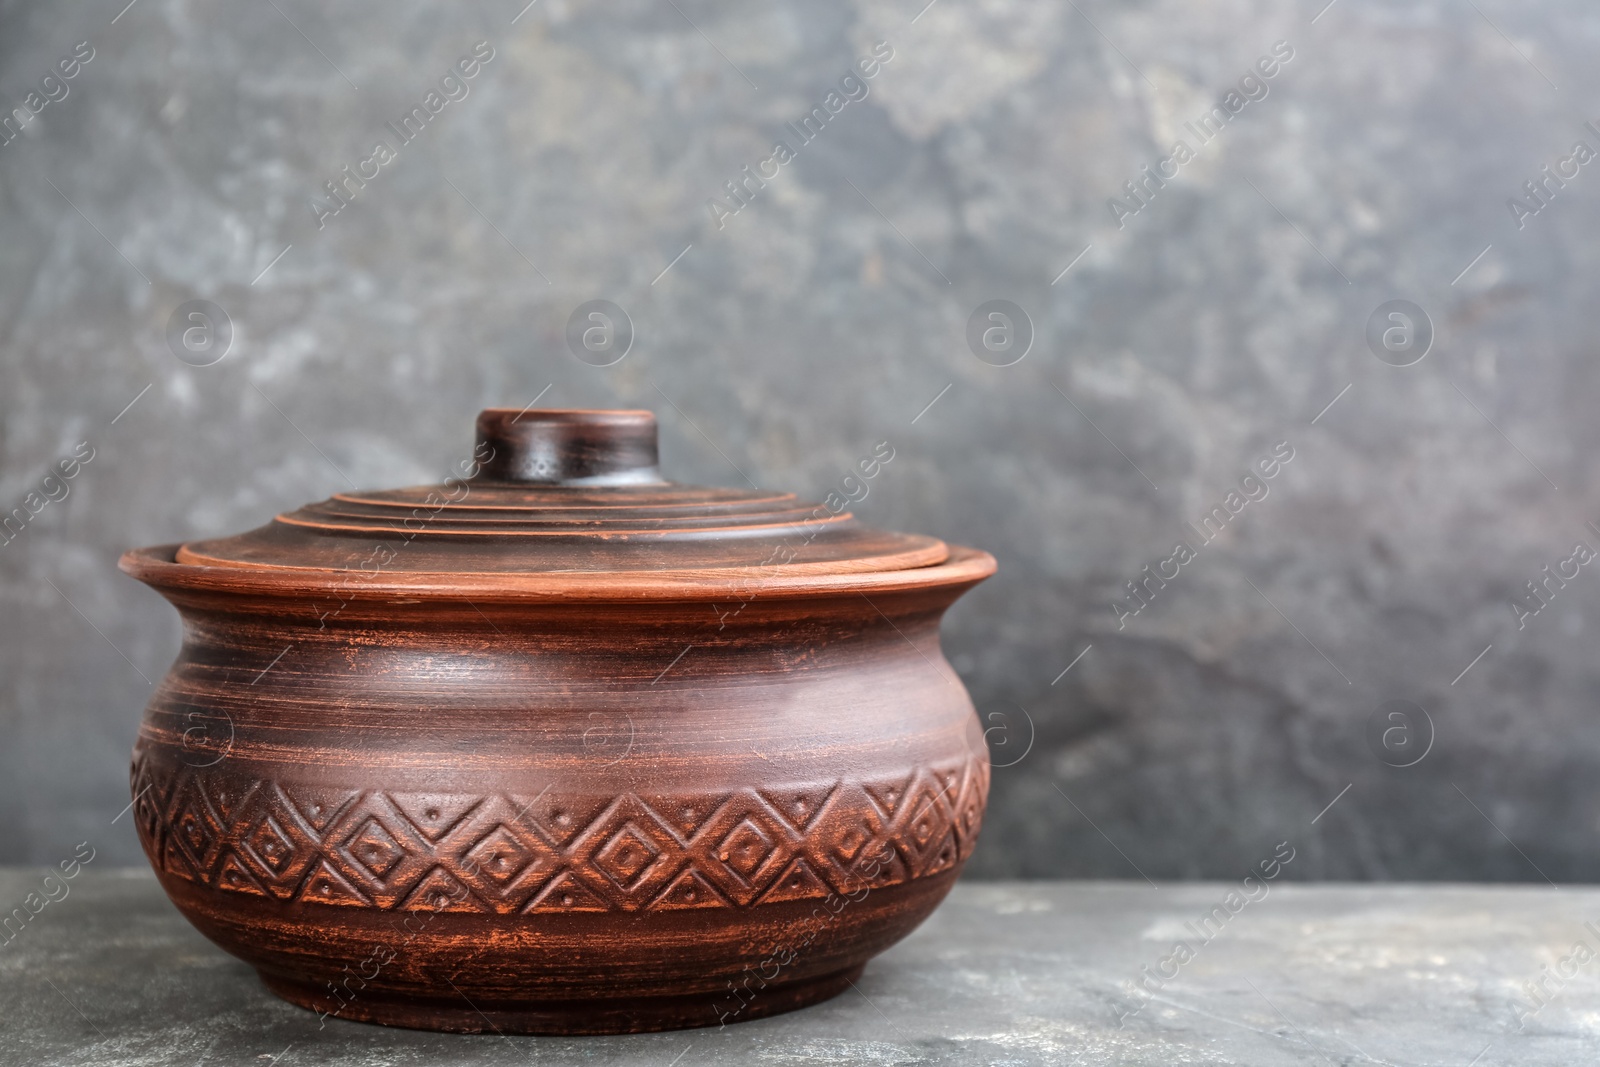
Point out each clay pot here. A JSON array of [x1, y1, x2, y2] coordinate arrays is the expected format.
[[120, 409, 995, 1034]]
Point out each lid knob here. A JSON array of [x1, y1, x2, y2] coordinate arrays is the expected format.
[[474, 409, 663, 486]]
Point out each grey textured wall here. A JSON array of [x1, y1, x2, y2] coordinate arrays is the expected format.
[[2, 0, 1598, 881]]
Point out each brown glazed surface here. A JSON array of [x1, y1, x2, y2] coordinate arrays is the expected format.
[[119, 409, 995, 1034]]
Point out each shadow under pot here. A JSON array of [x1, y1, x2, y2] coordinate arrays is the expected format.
[[120, 408, 996, 1034]]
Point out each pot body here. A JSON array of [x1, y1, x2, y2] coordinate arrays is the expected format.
[[128, 572, 988, 1033]]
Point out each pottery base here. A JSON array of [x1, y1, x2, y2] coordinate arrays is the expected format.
[[259, 964, 865, 1035]]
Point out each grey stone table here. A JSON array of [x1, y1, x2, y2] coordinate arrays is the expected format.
[[2, 869, 1593, 1066]]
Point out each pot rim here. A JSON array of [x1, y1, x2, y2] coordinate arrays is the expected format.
[[119, 542, 997, 603]]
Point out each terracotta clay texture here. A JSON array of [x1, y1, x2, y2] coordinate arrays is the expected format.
[[120, 409, 996, 1034]]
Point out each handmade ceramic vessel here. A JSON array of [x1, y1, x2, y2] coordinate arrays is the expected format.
[[120, 409, 995, 1034]]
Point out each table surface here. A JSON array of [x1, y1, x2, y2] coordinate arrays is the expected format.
[[0, 869, 1591, 1066]]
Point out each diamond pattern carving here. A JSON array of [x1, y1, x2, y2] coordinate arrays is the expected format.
[[466, 825, 536, 887], [175, 800, 214, 858], [346, 817, 406, 881], [718, 819, 774, 879], [247, 816, 295, 876], [129, 746, 986, 915], [594, 823, 660, 889]]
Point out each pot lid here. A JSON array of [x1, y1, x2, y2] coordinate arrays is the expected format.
[[164, 409, 953, 580]]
